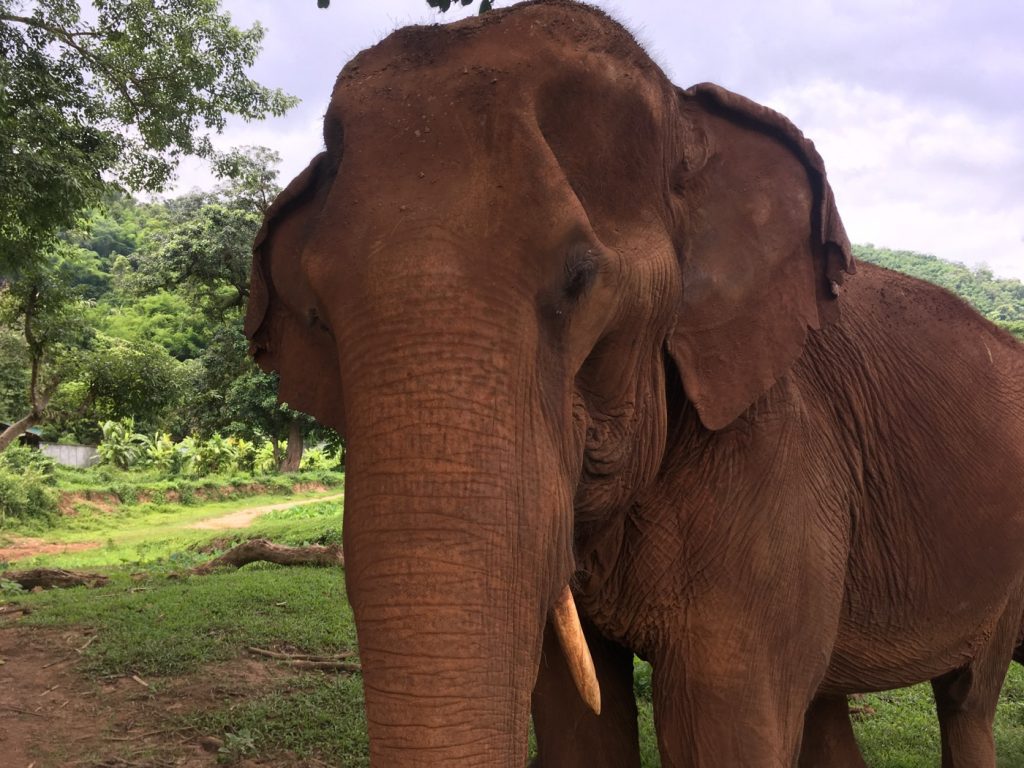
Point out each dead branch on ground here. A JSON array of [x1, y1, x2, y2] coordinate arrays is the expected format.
[[247, 646, 360, 673], [1, 568, 108, 590], [188, 538, 344, 575]]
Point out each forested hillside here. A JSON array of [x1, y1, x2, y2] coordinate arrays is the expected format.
[[854, 244, 1024, 339], [0, 148, 330, 467]]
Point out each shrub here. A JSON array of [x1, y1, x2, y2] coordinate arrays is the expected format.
[[299, 446, 336, 471], [0, 467, 58, 525], [192, 433, 239, 476], [232, 437, 257, 473], [253, 441, 278, 474], [0, 443, 57, 480]]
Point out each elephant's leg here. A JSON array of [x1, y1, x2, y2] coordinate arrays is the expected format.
[[931, 666, 1000, 768], [798, 695, 867, 768], [931, 602, 1023, 768], [530, 618, 640, 768], [651, 646, 818, 767]]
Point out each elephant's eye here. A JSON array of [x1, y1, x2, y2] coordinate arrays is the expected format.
[[564, 245, 601, 302]]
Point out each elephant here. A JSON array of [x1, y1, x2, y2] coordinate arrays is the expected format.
[[244, 1, 1024, 766]]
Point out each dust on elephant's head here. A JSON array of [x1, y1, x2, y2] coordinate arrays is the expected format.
[[243, 2, 854, 764]]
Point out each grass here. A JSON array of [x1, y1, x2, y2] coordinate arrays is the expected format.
[[185, 673, 369, 765], [8, 491, 364, 765], [855, 668, 1024, 767], [7, 486, 1024, 765], [19, 566, 353, 677]]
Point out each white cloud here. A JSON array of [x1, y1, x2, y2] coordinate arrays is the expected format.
[[766, 79, 1024, 279]]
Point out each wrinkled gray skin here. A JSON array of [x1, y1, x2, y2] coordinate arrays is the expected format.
[[245, 2, 1024, 766]]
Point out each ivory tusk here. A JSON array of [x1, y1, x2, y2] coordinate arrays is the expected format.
[[550, 585, 602, 716]]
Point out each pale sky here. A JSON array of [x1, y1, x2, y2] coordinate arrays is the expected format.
[[171, 0, 1024, 281]]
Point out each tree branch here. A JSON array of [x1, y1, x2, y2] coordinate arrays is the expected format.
[[0, 14, 103, 37], [1, 568, 109, 590], [189, 539, 345, 575], [1, 12, 147, 123]]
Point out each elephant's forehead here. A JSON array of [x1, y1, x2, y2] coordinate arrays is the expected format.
[[330, 1, 661, 106]]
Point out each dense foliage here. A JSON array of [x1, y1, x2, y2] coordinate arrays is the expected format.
[[0, 147, 333, 468], [0, 0, 296, 274], [854, 245, 1024, 339]]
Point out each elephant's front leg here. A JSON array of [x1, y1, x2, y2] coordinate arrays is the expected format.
[[652, 639, 819, 768], [530, 618, 641, 768], [649, 583, 840, 768]]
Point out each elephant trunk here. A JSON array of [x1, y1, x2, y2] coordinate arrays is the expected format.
[[339, 322, 580, 766]]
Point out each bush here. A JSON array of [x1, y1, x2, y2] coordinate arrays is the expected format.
[[192, 433, 238, 476], [232, 437, 257, 473], [0, 443, 57, 480], [299, 446, 338, 471], [0, 467, 58, 525], [253, 441, 278, 474]]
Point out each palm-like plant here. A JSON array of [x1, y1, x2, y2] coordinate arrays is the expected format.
[[96, 418, 146, 469]]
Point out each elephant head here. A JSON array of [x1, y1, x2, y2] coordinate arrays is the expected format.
[[245, 2, 852, 765]]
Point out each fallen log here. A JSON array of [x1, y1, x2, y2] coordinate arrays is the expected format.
[[189, 538, 344, 575], [1, 568, 109, 590]]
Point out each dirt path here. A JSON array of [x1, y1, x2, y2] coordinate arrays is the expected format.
[[186, 493, 343, 530], [0, 538, 101, 562], [0, 625, 305, 767], [0, 492, 344, 562]]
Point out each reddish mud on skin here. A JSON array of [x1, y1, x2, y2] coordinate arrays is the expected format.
[[245, 2, 1024, 767]]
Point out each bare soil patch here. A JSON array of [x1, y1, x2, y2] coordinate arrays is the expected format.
[[0, 625, 324, 767], [187, 493, 343, 531], [0, 538, 101, 563], [58, 493, 120, 516]]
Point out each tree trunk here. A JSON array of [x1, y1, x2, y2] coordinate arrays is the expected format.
[[0, 411, 41, 452], [0, 329, 58, 452], [279, 418, 304, 472]]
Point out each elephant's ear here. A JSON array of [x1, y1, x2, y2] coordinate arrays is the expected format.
[[244, 152, 326, 347], [244, 152, 345, 433], [666, 83, 854, 431]]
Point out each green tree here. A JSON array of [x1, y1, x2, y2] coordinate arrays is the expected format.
[[130, 146, 281, 314], [131, 196, 261, 314], [100, 290, 211, 360], [0, 326, 30, 423], [224, 365, 315, 472], [0, 0, 297, 273], [122, 146, 323, 470], [0, 242, 184, 448], [0, 245, 92, 450]]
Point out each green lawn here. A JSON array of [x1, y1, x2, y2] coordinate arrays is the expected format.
[[5, 490, 1024, 765]]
